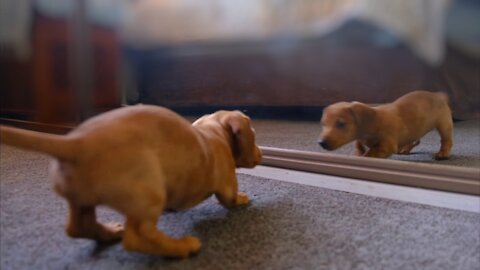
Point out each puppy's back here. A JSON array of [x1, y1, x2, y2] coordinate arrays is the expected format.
[[393, 90, 451, 136], [394, 90, 448, 107]]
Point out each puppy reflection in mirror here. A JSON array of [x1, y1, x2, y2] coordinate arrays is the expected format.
[[318, 90, 453, 160]]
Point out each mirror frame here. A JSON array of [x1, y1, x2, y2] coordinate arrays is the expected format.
[[261, 146, 480, 195]]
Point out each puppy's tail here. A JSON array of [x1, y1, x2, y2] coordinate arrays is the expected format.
[[0, 125, 78, 161], [436, 92, 452, 114], [436, 92, 450, 104]]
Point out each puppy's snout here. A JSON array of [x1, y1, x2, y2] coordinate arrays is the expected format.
[[318, 140, 331, 150]]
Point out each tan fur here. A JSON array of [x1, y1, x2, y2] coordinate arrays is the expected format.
[[0, 105, 262, 258], [318, 90, 453, 160]]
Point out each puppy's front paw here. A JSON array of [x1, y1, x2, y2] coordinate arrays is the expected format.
[[236, 192, 250, 205]]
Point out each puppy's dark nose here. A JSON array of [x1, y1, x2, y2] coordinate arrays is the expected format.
[[318, 140, 330, 150]]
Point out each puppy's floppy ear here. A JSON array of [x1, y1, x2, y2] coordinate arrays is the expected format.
[[220, 111, 254, 165], [348, 102, 376, 129], [221, 111, 245, 135]]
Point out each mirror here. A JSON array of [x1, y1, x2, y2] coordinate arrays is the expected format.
[[0, 0, 478, 169], [120, 0, 479, 169]]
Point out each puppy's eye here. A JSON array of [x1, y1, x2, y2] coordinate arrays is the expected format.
[[335, 120, 346, 129]]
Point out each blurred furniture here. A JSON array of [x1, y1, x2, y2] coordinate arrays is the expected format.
[[0, 8, 120, 128], [122, 0, 479, 120], [125, 20, 479, 120]]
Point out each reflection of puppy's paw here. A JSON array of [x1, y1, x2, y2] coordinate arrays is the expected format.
[[398, 140, 420, 155], [236, 192, 250, 205], [354, 150, 366, 156], [434, 152, 450, 160]]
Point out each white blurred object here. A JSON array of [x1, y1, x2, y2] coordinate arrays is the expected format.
[[121, 0, 357, 46], [0, 0, 456, 65], [122, 0, 451, 65], [0, 0, 128, 59], [0, 0, 32, 59], [355, 0, 451, 65]]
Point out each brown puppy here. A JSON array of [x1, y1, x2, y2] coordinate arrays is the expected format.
[[318, 90, 453, 160], [0, 105, 262, 258]]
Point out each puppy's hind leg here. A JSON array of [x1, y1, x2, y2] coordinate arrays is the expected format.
[[434, 117, 453, 160], [121, 187, 200, 258], [65, 204, 123, 243], [123, 218, 201, 258]]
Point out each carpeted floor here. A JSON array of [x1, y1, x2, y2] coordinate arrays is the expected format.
[[253, 119, 480, 168], [1, 146, 479, 270]]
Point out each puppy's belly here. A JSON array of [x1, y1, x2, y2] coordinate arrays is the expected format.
[[165, 192, 213, 211], [398, 126, 433, 147]]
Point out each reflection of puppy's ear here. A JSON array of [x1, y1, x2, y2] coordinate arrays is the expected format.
[[348, 102, 376, 129], [220, 111, 252, 164]]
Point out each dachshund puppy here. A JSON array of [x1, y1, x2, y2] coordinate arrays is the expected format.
[[0, 105, 262, 258], [318, 91, 453, 160]]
